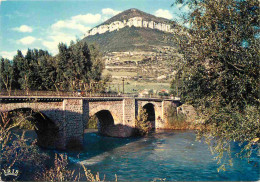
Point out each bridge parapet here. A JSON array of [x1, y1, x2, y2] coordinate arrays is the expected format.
[[0, 90, 180, 100]]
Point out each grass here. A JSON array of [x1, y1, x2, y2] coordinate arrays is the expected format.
[[119, 56, 144, 62], [104, 70, 137, 77], [108, 80, 170, 94]]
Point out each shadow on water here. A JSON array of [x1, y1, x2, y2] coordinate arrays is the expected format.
[[68, 130, 181, 167], [65, 129, 143, 165], [1, 107, 146, 164]]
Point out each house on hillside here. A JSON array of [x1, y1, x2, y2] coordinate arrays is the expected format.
[[158, 89, 169, 96]]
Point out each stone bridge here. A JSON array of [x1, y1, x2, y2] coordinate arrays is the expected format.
[[0, 96, 180, 149]]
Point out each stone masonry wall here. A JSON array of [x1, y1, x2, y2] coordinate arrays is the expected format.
[[63, 99, 84, 148], [0, 102, 64, 124], [123, 98, 135, 127], [161, 100, 173, 128]]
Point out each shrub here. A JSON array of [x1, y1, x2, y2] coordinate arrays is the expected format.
[[87, 115, 98, 129], [135, 107, 152, 136], [36, 154, 79, 181], [166, 105, 190, 129], [0, 112, 49, 181]]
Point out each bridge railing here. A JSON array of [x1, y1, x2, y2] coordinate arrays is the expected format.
[[0, 90, 180, 100]]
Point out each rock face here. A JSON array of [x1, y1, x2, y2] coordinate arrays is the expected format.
[[84, 9, 175, 37]]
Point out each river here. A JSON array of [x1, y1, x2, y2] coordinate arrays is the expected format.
[[53, 130, 259, 181]]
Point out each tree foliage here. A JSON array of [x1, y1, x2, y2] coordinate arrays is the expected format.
[[172, 0, 260, 168], [0, 41, 105, 93], [0, 58, 13, 95]]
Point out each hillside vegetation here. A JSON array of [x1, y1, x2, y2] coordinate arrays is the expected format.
[[83, 26, 176, 53]]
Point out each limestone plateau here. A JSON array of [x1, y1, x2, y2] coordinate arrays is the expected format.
[[84, 8, 176, 37]]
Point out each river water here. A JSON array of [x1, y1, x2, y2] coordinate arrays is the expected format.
[[56, 130, 259, 181]]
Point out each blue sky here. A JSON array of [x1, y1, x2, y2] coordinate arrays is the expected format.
[[0, 0, 188, 59]]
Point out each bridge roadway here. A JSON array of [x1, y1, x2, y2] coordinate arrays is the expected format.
[[0, 95, 180, 149]]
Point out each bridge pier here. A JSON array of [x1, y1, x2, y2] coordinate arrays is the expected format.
[[63, 99, 84, 149]]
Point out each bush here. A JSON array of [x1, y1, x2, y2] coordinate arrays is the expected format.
[[166, 105, 190, 129], [135, 107, 152, 136], [87, 115, 98, 129], [0, 112, 49, 181], [36, 154, 79, 181]]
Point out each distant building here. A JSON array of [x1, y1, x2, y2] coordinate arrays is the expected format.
[[157, 75, 167, 80], [138, 89, 149, 97]]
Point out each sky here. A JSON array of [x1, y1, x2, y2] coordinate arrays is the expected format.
[[0, 0, 189, 59]]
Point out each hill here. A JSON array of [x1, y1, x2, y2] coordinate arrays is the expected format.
[[82, 8, 177, 53], [81, 8, 180, 94]]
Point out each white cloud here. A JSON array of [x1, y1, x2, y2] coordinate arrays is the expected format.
[[40, 9, 119, 55], [51, 20, 90, 33], [51, 13, 97, 33], [71, 13, 102, 24], [42, 32, 77, 55], [0, 49, 30, 59], [102, 16, 110, 22], [176, 4, 191, 12], [17, 36, 36, 45], [102, 8, 121, 16], [42, 12, 102, 54], [176, 4, 183, 8], [0, 50, 16, 60], [154, 9, 173, 20], [21, 49, 28, 56], [183, 5, 191, 12], [13, 25, 33, 33]]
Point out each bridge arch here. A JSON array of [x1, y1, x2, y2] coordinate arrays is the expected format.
[[143, 103, 156, 129], [89, 104, 121, 125], [3, 108, 60, 148], [138, 101, 163, 129], [94, 110, 115, 135]]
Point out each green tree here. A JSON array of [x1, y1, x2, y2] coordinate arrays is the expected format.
[[172, 0, 260, 169], [56, 41, 104, 92], [12, 51, 21, 90], [38, 55, 57, 90], [56, 43, 70, 91], [89, 45, 104, 92], [16, 50, 31, 93], [70, 41, 92, 90], [12, 50, 24, 90], [0, 58, 14, 95]]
